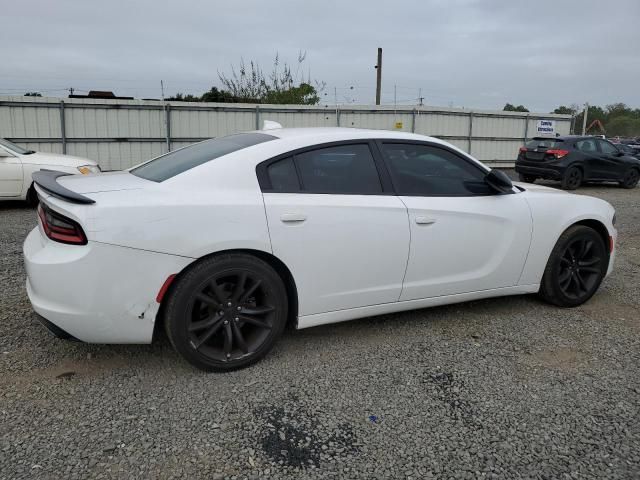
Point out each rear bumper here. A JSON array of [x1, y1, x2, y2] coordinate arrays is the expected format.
[[515, 162, 564, 180], [35, 313, 81, 341], [23, 227, 193, 344]]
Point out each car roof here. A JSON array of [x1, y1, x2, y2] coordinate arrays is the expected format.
[[259, 126, 449, 145], [531, 135, 601, 142]]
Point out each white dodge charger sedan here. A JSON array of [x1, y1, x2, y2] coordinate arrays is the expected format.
[[24, 126, 617, 371], [0, 138, 100, 205]]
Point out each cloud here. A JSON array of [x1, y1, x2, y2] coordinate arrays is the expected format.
[[1, 0, 638, 112]]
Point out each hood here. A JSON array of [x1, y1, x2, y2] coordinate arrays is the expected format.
[[514, 182, 570, 195], [22, 151, 98, 168], [56, 170, 151, 194]]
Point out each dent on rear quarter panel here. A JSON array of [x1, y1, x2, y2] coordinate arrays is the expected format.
[[85, 184, 273, 259]]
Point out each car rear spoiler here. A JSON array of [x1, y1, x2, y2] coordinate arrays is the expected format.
[[32, 170, 96, 205]]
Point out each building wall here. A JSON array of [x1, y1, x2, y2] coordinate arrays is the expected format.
[[0, 96, 572, 170]]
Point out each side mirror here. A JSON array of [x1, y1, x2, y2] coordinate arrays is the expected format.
[[485, 169, 513, 194]]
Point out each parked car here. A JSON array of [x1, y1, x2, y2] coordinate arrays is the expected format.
[[0, 138, 100, 205], [25, 126, 617, 371], [515, 136, 640, 190], [615, 143, 640, 159]]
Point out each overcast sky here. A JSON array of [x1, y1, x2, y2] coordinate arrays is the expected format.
[[2, 0, 638, 113]]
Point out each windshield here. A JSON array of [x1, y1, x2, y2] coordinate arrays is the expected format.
[[0, 138, 35, 155], [525, 138, 564, 149], [130, 132, 277, 182]]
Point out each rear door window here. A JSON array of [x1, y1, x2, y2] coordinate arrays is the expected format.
[[576, 139, 598, 154], [597, 140, 619, 155], [267, 157, 300, 192], [293, 144, 383, 194]]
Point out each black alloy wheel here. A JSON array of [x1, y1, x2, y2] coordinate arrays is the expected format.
[[540, 225, 607, 307], [164, 254, 288, 371], [561, 166, 583, 190], [620, 168, 639, 189]]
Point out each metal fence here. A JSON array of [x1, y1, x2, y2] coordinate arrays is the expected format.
[[0, 96, 572, 170]]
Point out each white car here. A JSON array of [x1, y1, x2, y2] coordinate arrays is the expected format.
[[23, 126, 617, 371], [0, 138, 100, 205]]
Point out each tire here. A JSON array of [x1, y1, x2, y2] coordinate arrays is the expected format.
[[619, 168, 639, 189], [539, 225, 607, 308], [164, 254, 288, 372], [518, 174, 537, 183], [561, 166, 583, 190], [25, 184, 39, 207]]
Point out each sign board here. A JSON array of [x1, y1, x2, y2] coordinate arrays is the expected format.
[[536, 119, 556, 136], [394, 121, 403, 129]]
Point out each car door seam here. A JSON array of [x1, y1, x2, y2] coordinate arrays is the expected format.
[[516, 196, 536, 286], [260, 192, 275, 254], [396, 195, 412, 301]]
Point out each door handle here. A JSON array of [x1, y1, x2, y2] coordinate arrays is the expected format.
[[280, 213, 307, 223], [415, 216, 436, 225]]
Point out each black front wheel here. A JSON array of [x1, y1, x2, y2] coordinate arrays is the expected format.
[[619, 168, 639, 189], [539, 225, 607, 307], [164, 254, 288, 372], [561, 166, 583, 190]]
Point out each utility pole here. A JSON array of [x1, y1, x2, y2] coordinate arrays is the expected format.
[[375, 48, 382, 105], [68, 87, 74, 96], [581, 102, 589, 135], [161, 80, 170, 151], [418, 88, 424, 107]]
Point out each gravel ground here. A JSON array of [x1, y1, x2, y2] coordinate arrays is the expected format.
[[1, 176, 639, 479]]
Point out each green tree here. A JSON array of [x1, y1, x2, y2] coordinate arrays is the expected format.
[[606, 116, 640, 137], [553, 105, 577, 115], [219, 52, 324, 105], [201, 87, 237, 103], [605, 103, 632, 119], [503, 103, 529, 112], [24, 92, 42, 97], [166, 93, 202, 102]]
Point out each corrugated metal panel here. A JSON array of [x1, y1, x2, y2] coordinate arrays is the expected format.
[[339, 111, 414, 132], [415, 112, 470, 137], [171, 108, 255, 137], [473, 116, 526, 138], [66, 142, 166, 170], [471, 140, 523, 161], [261, 110, 336, 128], [445, 138, 471, 153], [66, 105, 165, 138], [22, 142, 63, 154], [0, 96, 573, 168]]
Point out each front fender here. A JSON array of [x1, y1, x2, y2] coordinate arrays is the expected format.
[[518, 192, 615, 285]]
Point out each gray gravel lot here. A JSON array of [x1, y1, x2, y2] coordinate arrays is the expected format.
[[1, 176, 639, 479]]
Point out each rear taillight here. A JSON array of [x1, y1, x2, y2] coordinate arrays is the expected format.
[[519, 147, 527, 154], [37, 204, 87, 245], [546, 149, 569, 159]]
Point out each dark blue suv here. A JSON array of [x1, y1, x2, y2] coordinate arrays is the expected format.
[[515, 136, 640, 190]]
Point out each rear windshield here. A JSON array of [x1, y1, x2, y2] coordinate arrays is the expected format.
[[525, 138, 564, 149], [131, 132, 276, 182]]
